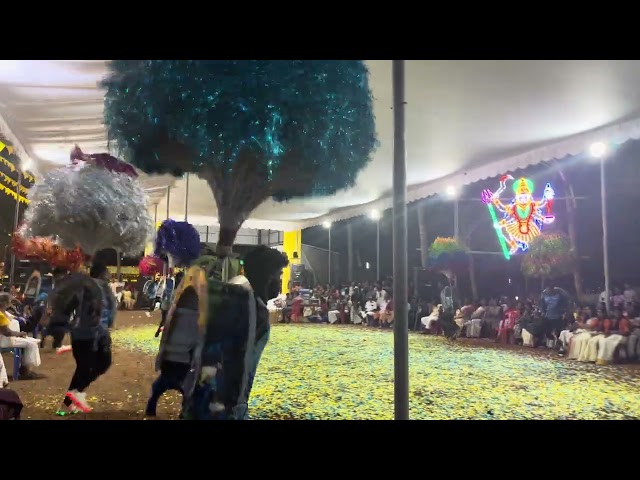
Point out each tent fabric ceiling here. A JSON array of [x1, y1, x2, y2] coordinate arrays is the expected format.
[[1, 60, 640, 231]]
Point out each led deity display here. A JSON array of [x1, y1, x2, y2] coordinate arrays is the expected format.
[[481, 175, 555, 259]]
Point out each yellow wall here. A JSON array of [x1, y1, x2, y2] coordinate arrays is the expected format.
[[281, 230, 301, 294]]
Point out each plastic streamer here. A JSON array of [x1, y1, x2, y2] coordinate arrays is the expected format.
[[139, 255, 165, 276], [12, 230, 86, 272], [22, 159, 153, 257], [70, 145, 138, 177]]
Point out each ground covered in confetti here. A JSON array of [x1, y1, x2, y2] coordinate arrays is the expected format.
[[111, 323, 640, 420], [4, 312, 183, 420]]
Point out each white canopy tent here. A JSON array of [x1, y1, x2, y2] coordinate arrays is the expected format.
[[1, 60, 640, 231]]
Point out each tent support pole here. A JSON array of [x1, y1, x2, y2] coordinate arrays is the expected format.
[[9, 170, 22, 285], [392, 59, 409, 420], [164, 186, 171, 277], [166, 186, 171, 220], [184, 173, 189, 222]]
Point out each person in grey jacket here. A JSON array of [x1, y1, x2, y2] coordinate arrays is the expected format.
[[53, 262, 116, 415], [146, 282, 198, 417]]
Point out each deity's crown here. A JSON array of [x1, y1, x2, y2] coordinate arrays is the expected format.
[[513, 177, 534, 195]]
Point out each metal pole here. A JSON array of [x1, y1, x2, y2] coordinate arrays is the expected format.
[[116, 249, 122, 282], [166, 185, 171, 220], [601, 158, 610, 313], [454, 198, 459, 240], [164, 186, 171, 277], [392, 60, 409, 420], [328, 227, 332, 286], [2, 245, 7, 283], [347, 223, 353, 282], [206, 225, 210, 244], [376, 220, 380, 282], [184, 173, 190, 221], [152, 201, 159, 277], [9, 170, 22, 285]]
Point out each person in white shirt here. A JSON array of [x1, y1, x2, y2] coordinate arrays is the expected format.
[[375, 286, 387, 306], [421, 304, 441, 332], [364, 297, 378, 326], [328, 308, 341, 324], [466, 303, 486, 338], [378, 296, 388, 311], [0, 351, 7, 387]]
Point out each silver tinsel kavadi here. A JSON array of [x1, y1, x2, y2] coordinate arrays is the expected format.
[[22, 164, 153, 257]]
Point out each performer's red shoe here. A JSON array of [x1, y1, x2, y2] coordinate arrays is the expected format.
[[66, 390, 92, 413]]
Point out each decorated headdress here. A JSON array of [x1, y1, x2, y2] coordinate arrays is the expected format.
[[513, 177, 534, 195], [154, 219, 201, 267]]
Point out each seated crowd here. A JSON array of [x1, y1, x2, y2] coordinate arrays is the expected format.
[[0, 292, 42, 387], [418, 285, 640, 365], [272, 279, 640, 366], [273, 280, 401, 327]]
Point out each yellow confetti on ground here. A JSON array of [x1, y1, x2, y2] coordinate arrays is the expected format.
[[112, 324, 640, 420]]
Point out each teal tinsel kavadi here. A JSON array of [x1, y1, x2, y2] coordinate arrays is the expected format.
[[102, 60, 378, 199]]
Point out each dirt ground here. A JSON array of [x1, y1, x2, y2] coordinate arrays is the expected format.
[[3, 311, 639, 419], [3, 310, 182, 420]]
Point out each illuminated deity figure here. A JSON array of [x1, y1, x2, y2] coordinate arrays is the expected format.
[[482, 175, 555, 255]]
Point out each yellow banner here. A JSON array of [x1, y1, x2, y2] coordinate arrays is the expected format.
[[0, 155, 35, 182], [107, 266, 141, 282], [0, 141, 5, 152], [0, 171, 29, 194], [107, 266, 140, 275], [0, 183, 29, 204]]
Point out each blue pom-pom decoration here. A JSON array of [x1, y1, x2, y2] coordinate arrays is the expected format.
[[155, 219, 201, 266], [102, 60, 377, 200]]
